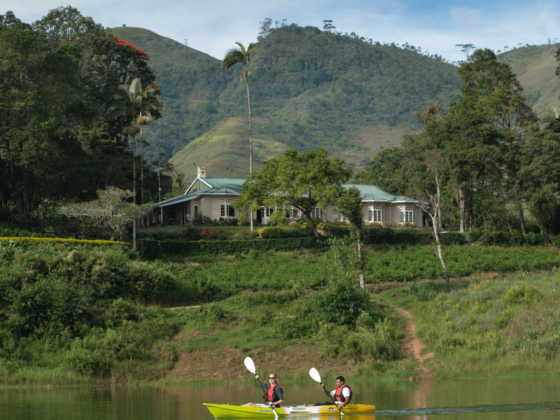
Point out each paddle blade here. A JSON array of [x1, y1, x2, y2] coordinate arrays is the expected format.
[[244, 357, 256, 375], [309, 367, 322, 383]]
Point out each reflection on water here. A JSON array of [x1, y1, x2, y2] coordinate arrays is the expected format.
[[2, 377, 560, 419]]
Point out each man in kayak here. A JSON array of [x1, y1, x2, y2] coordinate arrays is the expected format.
[[321, 376, 352, 409], [243, 372, 285, 407]]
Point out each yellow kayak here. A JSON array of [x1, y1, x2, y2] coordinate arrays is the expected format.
[[204, 403, 376, 417]]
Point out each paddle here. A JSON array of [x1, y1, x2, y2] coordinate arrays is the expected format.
[[244, 357, 278, 419], [309, 368, 342, 414]]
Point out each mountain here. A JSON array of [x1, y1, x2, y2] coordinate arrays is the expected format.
[[498, 44, 560, 117], [109, 26, 463, 178], [109, 27, 230, 160]]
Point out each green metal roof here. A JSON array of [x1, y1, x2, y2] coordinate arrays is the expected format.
[[197, 178, 245, 193], [342, 184, 412, 202], [154, 177, 414, 208]]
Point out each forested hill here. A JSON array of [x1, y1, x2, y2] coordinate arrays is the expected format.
[[498, 44, 560, 117], [111, 25, 464, 178]]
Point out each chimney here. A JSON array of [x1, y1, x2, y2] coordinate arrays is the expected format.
[[197, 166, 206, 178]]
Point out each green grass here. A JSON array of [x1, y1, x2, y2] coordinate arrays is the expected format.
[[382, 270, 560, 378]]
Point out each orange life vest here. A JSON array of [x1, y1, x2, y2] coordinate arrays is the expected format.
[[334, 385, 353, 403], [266, 385, 283, 403]]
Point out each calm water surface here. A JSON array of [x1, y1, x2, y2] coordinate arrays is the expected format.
[[3, 377, 560, 420]]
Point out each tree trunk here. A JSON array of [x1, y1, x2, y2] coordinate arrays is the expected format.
[[132, 134, 136, 203], [140, 123, 144, 205], [307, 212, 319, 237], [437, 195, 442, 230], [459, 185, 466, 234], [250, 203, 254, 232], [245, 76, 253, 173], [538, 204, 545, 234], [432, 216, 449, 282], [519, 208, 526, 236], [357, 229, 365, 290], [133, 218, 137, 252]]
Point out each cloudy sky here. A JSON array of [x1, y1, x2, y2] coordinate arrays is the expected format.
[[6, 0, 559, 62]]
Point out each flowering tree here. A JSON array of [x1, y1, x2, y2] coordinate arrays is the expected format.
[[61, 187, 152, 250]]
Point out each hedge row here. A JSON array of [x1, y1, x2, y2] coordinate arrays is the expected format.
[[0, 237, 130, 246], [139, 237, 326, 259]]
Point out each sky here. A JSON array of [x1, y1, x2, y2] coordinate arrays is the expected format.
[[5, 0, 559, 62]]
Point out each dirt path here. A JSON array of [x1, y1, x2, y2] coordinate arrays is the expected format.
[[384, 300, 434, 380]]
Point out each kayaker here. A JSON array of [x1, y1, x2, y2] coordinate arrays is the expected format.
[[321, 376, 352, 409], [259, 372, 284, 407], [243, 372, 285, 407]]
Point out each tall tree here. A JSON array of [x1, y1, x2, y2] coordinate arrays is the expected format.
[[336, 187, 366, 289], [517, 128, 560, 234], [453, 48, 536, 233], [235, 148, 352, 237], [105, 78, 163, 249], [425, 109, 500, 233], [406, 148, 450, 282], [221, 42, 257, 173]]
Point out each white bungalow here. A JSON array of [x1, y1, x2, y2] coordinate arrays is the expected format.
[[153, 167, 424, 226]]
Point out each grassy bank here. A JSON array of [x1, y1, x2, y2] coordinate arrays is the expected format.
[[3, 239, 560, 385], [0, 241, 407, 385], [382, 270, 560, 378]]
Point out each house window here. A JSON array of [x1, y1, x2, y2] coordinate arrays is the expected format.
[[400, 208, 414, 223], [265, 207, 275, 217], [311, 206, 322, 219], [220, 201, 235, 217], [291, 207, 299, 218], [193, 202, 199, 215], [373, 207, 383, 222]]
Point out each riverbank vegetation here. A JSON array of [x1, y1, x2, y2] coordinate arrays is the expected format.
[[0, 240, 410, 385], [3, 238, 560, 384], [382, 270, 560, 378]]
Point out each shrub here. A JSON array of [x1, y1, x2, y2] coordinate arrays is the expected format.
[[524, 232, 549, 246], [0, 237, 129, 246], [139, 237, 325, 259], [199, 230, 217, 240], [137, 226, 201, 241], [269, 210, 289, 226], [10, 278, 92, 338], [258, 227, 286, 239], [504, 285, 542, 304]]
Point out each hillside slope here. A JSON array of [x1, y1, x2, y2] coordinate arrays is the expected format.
[[109, 27, 231, 159], [110, 26, 462, 174], [498, 44, 560, 117]]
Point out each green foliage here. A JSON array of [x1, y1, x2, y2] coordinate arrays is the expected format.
[[138, 236, 325, 259], [110, 25, 462, 165], [384, 271, 560, 375], [237, 148, 352, 236], [504, 284, 542, 304], [353, 148, 408, 195], [319, 281, 376, 327]]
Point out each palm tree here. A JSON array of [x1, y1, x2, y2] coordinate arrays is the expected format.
[[221, 42, 258, 173], [106, 78, 163, 250]]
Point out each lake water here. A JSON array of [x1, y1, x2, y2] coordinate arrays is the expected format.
[[3, 377, 560, 420]]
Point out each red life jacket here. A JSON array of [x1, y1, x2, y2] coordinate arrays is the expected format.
[[334, 385, 353, 403], [266, 385, 284, 403]]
